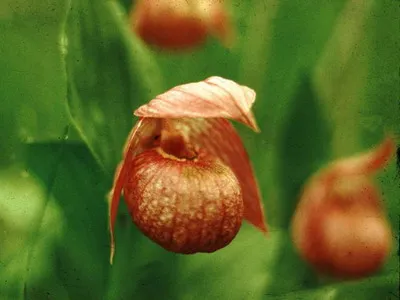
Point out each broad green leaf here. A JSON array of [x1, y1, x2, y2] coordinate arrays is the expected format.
[[106, 218, 184, 300], [237, 0, 346, 222], [66, 0, 164, 173], [0, 165, 64, 299], [313, 0, 373, 156], [254, 0, 346, 136], [172, 225, 279, 300], [24, 143, 110, 299], [265, 272, 398, 300], [0, 0, 73, 144], [361, 0, 400, 259], [118, 0, 133, 13], [360, 0, 400, 140], [107, 222, 279, 300], [265, 75, 331, 295], [275, 75, 332, 228]]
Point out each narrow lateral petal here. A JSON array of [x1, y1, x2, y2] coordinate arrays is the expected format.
[[165, 118, 268, 233], [134, 76, 259, 132], [108, 117, 161, 264]]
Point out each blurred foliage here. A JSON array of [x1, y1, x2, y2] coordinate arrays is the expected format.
[[0, 0, 399, 299]]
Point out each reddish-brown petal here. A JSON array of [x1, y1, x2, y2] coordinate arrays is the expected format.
[[134, 76, 259, 132], [163, 118, 267, 233], [319, 137, 396, 187], [131, 0, 233, 50], [108, 118, 162, 264], [131, 0, 208, 50]]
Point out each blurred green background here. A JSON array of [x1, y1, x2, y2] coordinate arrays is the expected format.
[[0, 0, 399, 299]]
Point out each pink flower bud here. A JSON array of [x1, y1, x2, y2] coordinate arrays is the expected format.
[[130, 0, 234, 50], [291, 137, 395, 278]]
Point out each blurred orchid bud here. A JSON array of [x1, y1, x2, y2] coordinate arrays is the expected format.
[[291, 137, 395, 278], [130, 0, 234, 51]]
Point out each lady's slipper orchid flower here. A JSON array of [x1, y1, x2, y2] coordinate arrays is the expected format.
[[291, 137, 395, 278], [130, 0, 234, 50], [109, 76, 267, 263]]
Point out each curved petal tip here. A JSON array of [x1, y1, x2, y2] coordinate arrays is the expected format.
[[134, 76, 259, 132], [328, 136, 396, 178]]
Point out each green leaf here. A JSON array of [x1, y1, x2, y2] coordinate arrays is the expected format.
[[265, 273, 398, 300], [0, 0, 72, 144], [0, 164, 64, 299], [108, 222, 281, 300], [313, 0, 375, 156], [360, 0, 400, 140], [265, 75, 331, 295], [24, 142, 110, 299], [276, 74, 332, 228], [66, 0, 164, 173], [255, 0, 347, 136], [172, 226, 281, 300], [234, 0, 346, 222]]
